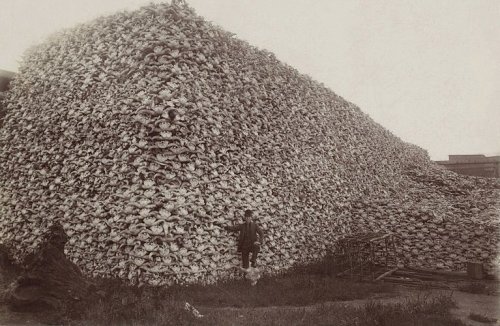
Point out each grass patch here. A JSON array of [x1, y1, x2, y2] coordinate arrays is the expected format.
[[69, 259, 392, 325], [171, 273, 392, 308], [72, 291, 465, 326], [69, 279, 193, 326], [71, 271, 391, 321], [23, 255, 464, 326]]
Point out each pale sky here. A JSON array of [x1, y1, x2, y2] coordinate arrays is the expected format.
[[1, 0, 499, 160]]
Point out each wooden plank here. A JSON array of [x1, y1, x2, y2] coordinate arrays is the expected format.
[[382, 277, 423, 285], [375, 267, 398, 281], [382, 277, 453, 290], [405, 266, 468, 279], [393, 273, 448, 282]]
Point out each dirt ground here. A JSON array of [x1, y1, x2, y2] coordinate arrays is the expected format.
[[448, 290, 499, 326]]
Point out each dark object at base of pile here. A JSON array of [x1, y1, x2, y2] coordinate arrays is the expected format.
[[5, 223, 90, 318]]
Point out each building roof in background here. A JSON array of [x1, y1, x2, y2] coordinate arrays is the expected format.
[[436, 155, 500, 164]]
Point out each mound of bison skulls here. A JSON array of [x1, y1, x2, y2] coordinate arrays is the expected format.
[[0, 2, 498, 285]]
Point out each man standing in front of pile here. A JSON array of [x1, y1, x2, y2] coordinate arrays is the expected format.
[[225, 209, 264, 270]]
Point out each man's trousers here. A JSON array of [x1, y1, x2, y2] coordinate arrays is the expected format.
[[241, 244, 260, 269]]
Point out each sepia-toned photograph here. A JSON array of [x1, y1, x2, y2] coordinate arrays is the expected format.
[[0, 1, 499, 325]]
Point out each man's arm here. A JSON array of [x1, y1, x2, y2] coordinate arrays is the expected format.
[[225, 224, 241, 232], [256, 224, 264, 243]]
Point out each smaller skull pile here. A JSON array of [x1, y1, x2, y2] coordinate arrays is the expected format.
[[243, 267, 261, 286], [0, 2, 498, 285]]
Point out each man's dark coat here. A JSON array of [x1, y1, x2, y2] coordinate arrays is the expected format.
[[227, 222, 264, 252]]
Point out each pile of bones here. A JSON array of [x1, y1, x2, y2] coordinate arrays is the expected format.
[[0, 2, 498, 285]]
